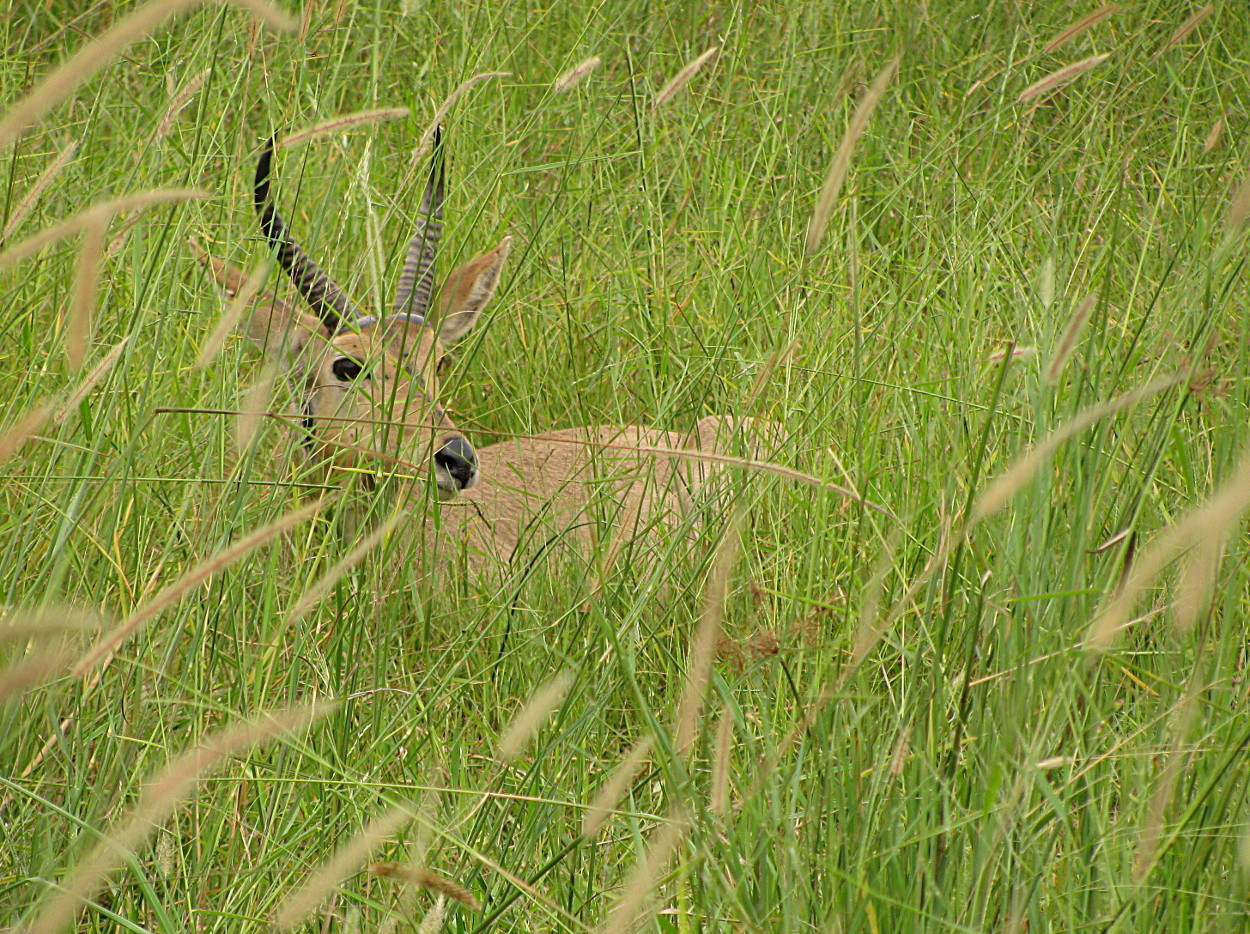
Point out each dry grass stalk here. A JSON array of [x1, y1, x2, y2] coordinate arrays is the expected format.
[[415, 72, 511, 156], [195, 259, 272, 367], [66, 221, 105, 370], [280, 108, 411, 148], [1087, 441, 1250, 650], [72, 497, 330, 676], [0, 188, 209, 270], [370, 864, 481, 910], [273, 805, 415, 930], [1017, 54, 1110, 103], [581, 736, 654, 838], [1203, 117, 1224, 153], [0, 0, 294, 147], [498, 670, 574, 761], [0, 647, 76, 704], [805, 56, 900, 255], [0, 606, 101, 642], [974, 373, 1183, 521], [1173, 535, 1222, 631], [1043, 4, 1120, 54], [0, 401, 55, 465], [709, 704, 734, 815], [154, 67, 210, 139], [597, 809, 689, 934], [675, 505, 746, 758], [1131, 684, 1200, 881], [26, 701, 328, 934], [651, 46, 719, 109], [1044, 293, 1097, 384], [1223, 167, 1250, 238], [285, 509, 405, 625], [53, 336, 131, 425], [1164, 3, 1214, 51], [0, 140, 78, 243], [554, 56, 601, 92], [840, 535, 896, 689], [235, 365, 278, 451], [417, 895, 447, 934]]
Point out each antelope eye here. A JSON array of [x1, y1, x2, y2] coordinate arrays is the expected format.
[[332, 356, 366, 381], [437, 356, 450, 374]]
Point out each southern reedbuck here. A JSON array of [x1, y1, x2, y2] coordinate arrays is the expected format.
[[198, 129, 779, 575]]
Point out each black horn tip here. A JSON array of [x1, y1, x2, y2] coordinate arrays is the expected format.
[[254, 135, 278, 204]]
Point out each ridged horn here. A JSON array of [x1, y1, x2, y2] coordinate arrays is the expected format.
[[253, 136, 363, 332], [392, 126, 445, 316]]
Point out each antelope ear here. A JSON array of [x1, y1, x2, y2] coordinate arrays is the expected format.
[[436, 235, 512, 342], [190, 238, 327, 364]]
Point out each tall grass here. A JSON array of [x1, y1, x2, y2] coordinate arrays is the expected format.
[[3, 0, 1250, 932]]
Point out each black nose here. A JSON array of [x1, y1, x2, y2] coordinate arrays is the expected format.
[[434, 437, 478, 489]]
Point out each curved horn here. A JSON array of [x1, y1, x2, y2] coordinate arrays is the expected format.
[[392, 126, 445, 316], [253, 136, 363, 332]]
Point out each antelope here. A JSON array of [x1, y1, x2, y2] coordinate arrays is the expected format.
[[197, 130, 780, 577]]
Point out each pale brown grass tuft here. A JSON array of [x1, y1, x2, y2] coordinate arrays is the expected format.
[[651, 46, 719, 109], [0, 0, 294, 147], [554, 56, 602, 92], [1017, 54, 1110, 103], [0, 647, 75, 704], [26, 702, 329, 934], [195, 258, 272, 368], [370, 864, 481, 910], [417, 895, 447, 934], [0, 140, 78, 243], [597, 809, 689, 934], [73, 497, 331, 676], [284, 509, 405, 627], [0, 401, 55, 465], [53, 336, 131, 425], [1163, 3, 1214, 52], [0, 606, 102, 642], [154, 67, 210, 140], [1131, 685, 1200, 881], [1044, 293, 1097, 384], [1203, 117, 1224, 153], [273, 806, 415, 930], [66, 221, 105, 370], [709, 705, 734, 815], [805, 56, 900, 255], [0, 188, 209, 270], [497, 670, 574, 761], [581, 735, 654, 838], [1223, 167, 1250, 239], [280, 107, 411, 149], [234, 365, 278, 452], [1043, 4, 1120, 54]]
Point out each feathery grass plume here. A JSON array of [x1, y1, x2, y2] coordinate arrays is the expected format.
[[805, 56, 900, 255], [370, 864, 481, 910], [0, 401, 55, 465], [1204, 117, 1224, 152], [0, 140, 78, 243], [1131, 684, 1200, 882], [1045, 293, 1097, 384], [73, 497, 330, 676], [0, 188, 209, 270], [25, 702, 329, 934], [581, 736, 654, 838], [154, 67, 209, 140], [235, 365, 278, 452], [274, 805, 415, 930], [1223, 166, 1250, 239], [1087, 441, 1250, 650], [651, 46, 719, 109], [497, 670, 574, 761], [195, 259, 272, 368], [279, 107, 411, 149], [1163, 3, 1214, 51], [0, 647, 75, 704], [1173, 534, 1222, 631], [840, 533, 897, 689], [1017, 53, 1110, 103], [418, 895, 447, 934], [709, 705, 734, 815], [66, 221, 104, 370], [413, 72, 511, 158], [53, 336, 130, 425], [1043, 4, 1120, 54], [284, 508, 406, 625], [675, 504, 746, 758], [553, 55, 601, 92], [597, 809, 689, 934], [0, 607, 101, 642], [0, 0, 294, 147], [974, 373, 1183, 521]]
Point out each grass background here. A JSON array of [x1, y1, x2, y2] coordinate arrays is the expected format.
[[3, 0, 1250, 931]]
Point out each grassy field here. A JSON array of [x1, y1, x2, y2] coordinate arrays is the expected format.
[[3, 0, 1250, 931]]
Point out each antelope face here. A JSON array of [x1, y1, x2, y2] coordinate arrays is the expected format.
[[239, 129, 510, 497]]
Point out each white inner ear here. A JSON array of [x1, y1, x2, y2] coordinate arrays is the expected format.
[[438, 309, 478, 343]]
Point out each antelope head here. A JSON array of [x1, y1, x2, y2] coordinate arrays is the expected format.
[[248, 130, 511, 495]]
